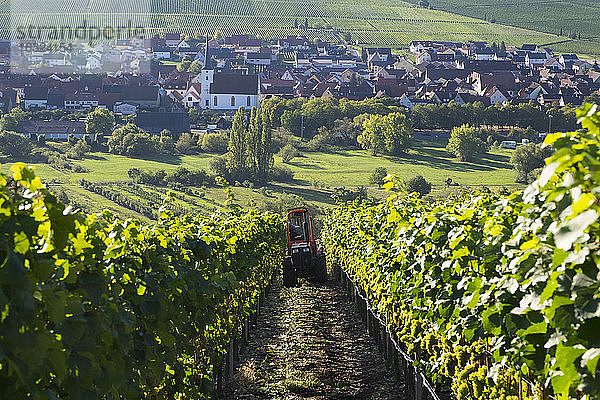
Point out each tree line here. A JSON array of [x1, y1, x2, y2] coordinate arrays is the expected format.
[[264, 97, 580, 137]]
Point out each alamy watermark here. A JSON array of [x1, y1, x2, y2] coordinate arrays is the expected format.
[[15, 20, 147, 42]]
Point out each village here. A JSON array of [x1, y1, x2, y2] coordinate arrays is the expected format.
[[0, 34, 598, 138]]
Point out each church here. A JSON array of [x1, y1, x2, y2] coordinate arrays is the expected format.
[[199, 38, 261, 110]]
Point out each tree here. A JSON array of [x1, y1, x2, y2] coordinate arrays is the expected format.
[[0, 131, 32, 157], [584, 92, 600, 105], [214, 30, 223, 43], [382, 112, 412, 155], [157, 130, 175, 153], [175, 132, 195, 154], [510, 143, 552, 183], [86, 108, 115, 140], [405, 175, 431, 197], [445, 125, 487, 162], [67, 139, 91, 159], [0, 114, 19, 131], [108, 124, 156, 156], [370, 167, 387, 187], [246, 107, 262, 174], [361, 47, 367, 62], [227, 107, 248, 177], [279, 144, 299, 163], [358, 112, 412, 155], [256, 109, 273, 184], [358, 115, 386, 155], [188, 61, 203, 74], [0, 108, 26, 131], [201, 132, 228, 153]]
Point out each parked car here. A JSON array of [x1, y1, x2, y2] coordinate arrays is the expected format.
[[500, 140, 517, 149]]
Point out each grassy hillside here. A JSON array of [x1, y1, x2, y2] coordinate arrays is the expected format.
[[1, 139, 518, 221], [6, 0, 597, 54], [407, 0, 600, 55]]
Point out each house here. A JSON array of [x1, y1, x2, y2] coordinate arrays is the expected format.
[[16, 120, 87, 140], [114, 102, 138, 115], [215, 116, 232, 130], [559, 54, 579, 69], [416, 50, 434, 64], [246, 52, 272, 66], [543, 58, 563, 71], [526, 52, 548, 69], [538, 92, 561, 106], [573, 60, 593, 73], [23, 86, 48, 109], [123, 86, 161, 109], [152, 48, 172, 60], [200, 68, 260, 110], [225, 35, 262, 51], [86, 55, 101, 70], [278, 36, 312, 50], [409, 41, 434, 54], [484, 86, 510, 105], [474, 48, 495, 61], [64, 92, 99, 111], [135, 108, 190, 134], [182, 83, 202, 108], [165, 33, 182, 48], [397, 93, 414, 110]]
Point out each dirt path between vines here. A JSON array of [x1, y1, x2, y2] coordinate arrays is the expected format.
[[223, 279, 404, 399]]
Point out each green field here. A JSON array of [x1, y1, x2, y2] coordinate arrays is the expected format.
[[5, 0, 598, 54], [1, 138, 518, 220]]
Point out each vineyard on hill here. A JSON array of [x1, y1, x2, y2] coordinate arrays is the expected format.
[[406, 0, 600, 43], [0, 163, 284, 398], [322, 104, 600, 399], [6, 0, 598, 53]]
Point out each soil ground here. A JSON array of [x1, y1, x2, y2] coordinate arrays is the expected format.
[[223, 278, 404, 400]]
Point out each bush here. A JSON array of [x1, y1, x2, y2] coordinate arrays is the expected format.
[[72, 164, 89, 173], [269, 164, 294, 183], [0, 131, 33, 157], [108, 124, 157, 156], [331, 186, 368, 202], [176, 132, 196, 154], [279, 144, 299, 163], [510, 143, 551, 183], [405, 175, 432, 197], [201, 132, 228, 154], [272, 128, 295, 153], [165, 167, 211, 186], [208, 156, 229, 179], [66, 139, 91, 159], [369, 167, 388, 187]]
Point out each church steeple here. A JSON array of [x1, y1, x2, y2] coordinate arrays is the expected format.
[[203, 35, 212, 70]]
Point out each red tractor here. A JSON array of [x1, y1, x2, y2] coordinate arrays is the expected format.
[[282, 208, 327, 287]]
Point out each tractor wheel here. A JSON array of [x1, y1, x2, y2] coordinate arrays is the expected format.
[[312, 253, 327, 283], [282, 257, 297, 287]]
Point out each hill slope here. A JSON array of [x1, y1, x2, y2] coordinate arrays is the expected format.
[[5, 0, 597, 53]]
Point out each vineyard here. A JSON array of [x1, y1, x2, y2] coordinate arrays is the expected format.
[[321, 104, 600, 399], [0, 162, 285, 398], [5, 0, 588, 50], [406, 0, 600, 45]]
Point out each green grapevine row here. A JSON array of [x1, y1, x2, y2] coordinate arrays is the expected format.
[[0, 164, 284, 399], [321, 104, 600, 400]]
